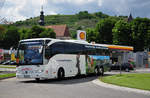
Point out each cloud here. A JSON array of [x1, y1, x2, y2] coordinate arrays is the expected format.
[[0, 0, 150, 22], [0, 0, 5, 9], [50, 0, 96, 5], [99, 0, 130, 15], [46, 0, 100, 15], [0, 0, 50, 21], [0, 0, 27, 21], [99, 0, 150, 17]]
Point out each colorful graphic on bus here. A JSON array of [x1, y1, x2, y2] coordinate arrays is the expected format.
[[86, 55, 110, 73]]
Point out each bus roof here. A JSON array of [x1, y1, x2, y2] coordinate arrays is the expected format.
[[64, 40, 88, 44], [19, 38, 133, 51], [20, 38, 55, 42]]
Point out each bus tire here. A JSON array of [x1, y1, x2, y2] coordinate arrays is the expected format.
[[94, 67, 100, 76], [125, 68, 129, 72], [57, 68, 65, 80], [35, 78, 40, 82], [99, 67, 104, 76]]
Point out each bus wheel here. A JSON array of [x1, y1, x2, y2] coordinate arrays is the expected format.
[[125, 68, 129, 72], [99, 67, 104, 76], [58, 68, 65, 80], [94, 67, 99, 76], [35, 78, 40, 82]]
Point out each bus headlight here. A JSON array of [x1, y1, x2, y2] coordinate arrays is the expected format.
[[38, 70, 44, 73]]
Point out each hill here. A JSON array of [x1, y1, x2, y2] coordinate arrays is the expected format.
[[12, 11, 125, 38]]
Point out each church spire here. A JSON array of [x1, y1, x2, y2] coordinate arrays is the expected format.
[[41, 5, 43, 12], [127, 13, 133, 23], [39, 5, 45, 26]]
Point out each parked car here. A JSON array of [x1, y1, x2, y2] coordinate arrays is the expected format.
[[0, 61, 4, 64], [109, 63, 134, 72]]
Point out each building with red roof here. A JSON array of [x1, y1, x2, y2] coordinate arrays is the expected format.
[[45, 24, 71, 40]]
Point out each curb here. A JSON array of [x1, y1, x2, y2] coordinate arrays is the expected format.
[[0, 76, 16, 80], [92, 79, 150, 96]]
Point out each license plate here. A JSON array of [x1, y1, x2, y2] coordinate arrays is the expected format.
[[24, 75, 30, 78]]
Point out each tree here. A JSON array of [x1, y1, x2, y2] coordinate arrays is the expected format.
[[0, 25, 6, 48], [76, 26, 82, 30], [29, 25, 45, 38], [130, 18, 150, 51], [39, 28, 56, 38], [19, 28, 30, 39], [3, 26, 20, 49], [77, 11, 93, 19], [0, 25, 5, 40], [1, 25, 57, 49], [94, 12, 108, 18], [86, 28, 98, 42], [112, 20, 132, 45], [96, 18, 117, 44]]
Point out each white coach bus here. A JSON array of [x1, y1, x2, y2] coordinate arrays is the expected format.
[[16, 38, 111, 81]]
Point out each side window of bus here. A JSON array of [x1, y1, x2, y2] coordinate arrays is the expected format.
[[74, 44, 84, 54], [64, 43, 73, 53], [64, 43, 84, 54], [51, 42, 65, 54], [45, 46, 51, 58]]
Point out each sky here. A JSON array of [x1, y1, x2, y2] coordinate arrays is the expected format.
[[0, 0, 150, 22]]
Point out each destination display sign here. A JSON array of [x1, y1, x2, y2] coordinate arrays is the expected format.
[[85, 45, 108, 50]]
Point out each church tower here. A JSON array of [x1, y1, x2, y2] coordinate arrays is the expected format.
[[127, 13, 133, 23], [39, 6, 45, 26]]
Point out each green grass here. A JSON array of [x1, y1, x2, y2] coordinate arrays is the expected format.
[[8, 65, 16, 66], [100, 73, 150, 91], [0, 66, 16, 69], [0, 64, 16, 66], [0, 73, 16, 79]]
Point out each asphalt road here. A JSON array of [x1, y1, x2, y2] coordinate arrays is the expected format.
[[0, 76, 150, 98]]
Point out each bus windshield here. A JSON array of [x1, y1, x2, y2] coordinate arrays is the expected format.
[[17, 41, 43, 65]]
